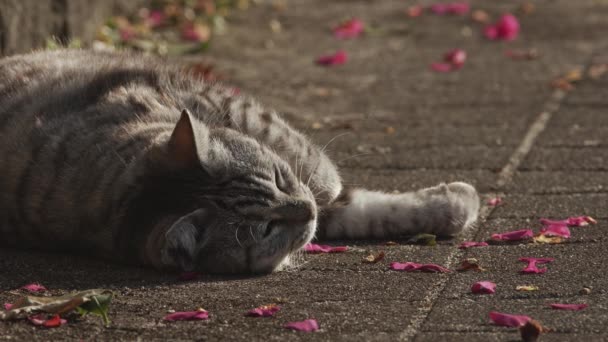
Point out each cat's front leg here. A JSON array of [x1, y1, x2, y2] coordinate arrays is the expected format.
[[317, 182, 480, 240]]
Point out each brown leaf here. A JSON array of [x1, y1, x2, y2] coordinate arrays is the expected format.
[[456, 258, 485, 272], [520, 319, 550, 342], [362, 251, 385, 264]]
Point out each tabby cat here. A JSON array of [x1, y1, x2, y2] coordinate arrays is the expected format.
[[0, 50, 480, 274]]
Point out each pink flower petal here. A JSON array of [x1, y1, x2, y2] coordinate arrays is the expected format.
[[333, 19, 364, 39], [484, 14, 520, 41], [540, 216, 597, 227], [444, 48, 466, 68], [430, 4, 448, 15], [28, 314, 67, 328], [488, 197, 502, 206], [519, 257, 554, 274], [549, 303, 588, 311], [315, 50, 348, 66], [489, 311, 531, 327], [284, 319, 319, 332], [430, 62, 453, 73], [304, 243, 348, 253], [4, 303, 13, 310], [181, 23, 210, 42], [459, 241, 489, 249], [147, 10, 166, 28], [245, 304, 281, 317], [390, 262, 451, 273], [163, 310, 209, 321], [491, 229, 534, 241], [471, 281, 496, 294], [21, 283, 47, 292], [540, 224, 571, 238]]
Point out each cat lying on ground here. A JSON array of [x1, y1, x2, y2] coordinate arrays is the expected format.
[[0, 50, 479, 274]]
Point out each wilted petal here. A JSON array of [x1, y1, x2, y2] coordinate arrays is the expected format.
[[246, 304, 281, 317], [489, 311, 531, 327], [147, 10, 166, 28], [540, 216, 597, 227], [164, 309, 209, 321], [28, 314, 67, 328], [487, 197, 502, 206], [181, 23, 211, 42], [444, 48, 466, 68], [430, 3, 448, 15], [4, 303, 13, 310], [520, 319, 549, 342], [533, 234, 565, 244], [519, 257, 554, 274], [459, 241, 489, 249], [390, 262, 450, 273], [430, 62, 453, 72], [491, 229, 534, 241], [315, 50, 348, 66], [550, 303, 588, 311], [284, 319, 319, 332], [304, 243, 348, 253], [485, 14, 520, 41], [334, 19, 364, 39], [540, 224, 571, 238], [471, 281, 496, 294], [21, 283, 47, 292]]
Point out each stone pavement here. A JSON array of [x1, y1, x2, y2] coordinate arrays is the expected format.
[[1, 0, 608, 341]]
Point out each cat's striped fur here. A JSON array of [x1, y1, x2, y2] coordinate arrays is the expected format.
[[0, 50, 479, 274]]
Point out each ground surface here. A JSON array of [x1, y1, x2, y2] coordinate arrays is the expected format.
[[2, 0, 608, 341]]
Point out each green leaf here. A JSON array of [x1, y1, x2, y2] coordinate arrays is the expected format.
[[407, 233, 437, 246], [77, 292, 113, 326]]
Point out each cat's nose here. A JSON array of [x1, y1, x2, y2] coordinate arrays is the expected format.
[[271, 200, 316, 223]]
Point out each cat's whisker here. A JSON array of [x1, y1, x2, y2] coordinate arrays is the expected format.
[[335, 152, 372, 164], [305, 132, 350, 188], [234, 223, 244, 248]]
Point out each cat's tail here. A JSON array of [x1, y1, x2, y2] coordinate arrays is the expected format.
[[316, 182, 480, 240]]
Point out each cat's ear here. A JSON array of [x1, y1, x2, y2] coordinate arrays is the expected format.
[[168, 109, 209, 167], [162, 208, 215, 271]]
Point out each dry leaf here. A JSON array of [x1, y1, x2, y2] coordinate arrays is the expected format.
[[520, 319, 550, 342], [533, 235, 565, 244], [362, 251, 385, 264], [456, 258, 485, 272], [516, 285, 539, 292]]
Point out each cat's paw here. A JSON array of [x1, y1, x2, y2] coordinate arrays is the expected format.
[[420, 182, 480, 236]]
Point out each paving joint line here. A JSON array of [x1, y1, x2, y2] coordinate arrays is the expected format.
[[399, 83, 574, 341]]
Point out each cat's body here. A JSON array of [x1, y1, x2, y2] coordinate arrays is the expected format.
[[0, 50, 479, 274]]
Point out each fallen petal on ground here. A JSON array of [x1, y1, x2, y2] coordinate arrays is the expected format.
[[334, 19, 364, 39], [284, 319, 319, 332], [444, 48, 466, 68], [487, 197, 502, 206], [3, 303, 13, 310], [20, 284, 47, 293], [28, 314, 67, 328], [407, 5, 424, 17], [304, 243, 348, 253], [484, 14, 520, 41], [550, 303, 588, 311], [491, 229, 534, 241], [163, 309, 209, 321], [459, 241, 489, 249], [539, 224, 571, 238], [315, 50, 348, 66], [533, 234, 565, 244], [245, 304, 281, 317], [540, 216, 597, 227], [390, 262, 451, 273], [489, 311, 531, 327], [519, 257, 554, 274], [178, 272, 201, 281], [430, 2, 470, 15], [430, 62, 453, 72], [471, 281, 496, 294]]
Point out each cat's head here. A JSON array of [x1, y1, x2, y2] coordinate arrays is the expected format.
[[141, 110, 316, 274]]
